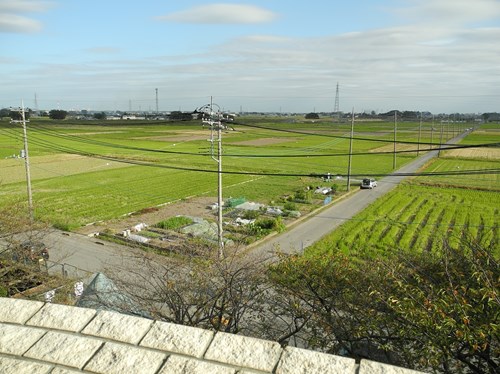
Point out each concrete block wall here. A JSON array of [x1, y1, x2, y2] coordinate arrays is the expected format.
[[0, 298, 424, 373]]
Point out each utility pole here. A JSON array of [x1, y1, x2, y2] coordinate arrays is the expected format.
[[201, 97, 224, 258], [438, 121, 444, 158], [417, 112, 422, 156], [347, 108, 354, 191], [430, 115, 434, 150], [393, 111, 397, 169], [11, 101, 34, 223]]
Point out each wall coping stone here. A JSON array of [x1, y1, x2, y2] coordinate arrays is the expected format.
[[0, 297, 426, 373]]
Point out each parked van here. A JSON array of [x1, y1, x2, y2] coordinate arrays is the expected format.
[[361, 178, 377, 189]]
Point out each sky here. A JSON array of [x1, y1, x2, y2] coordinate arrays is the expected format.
[[1, 0, 500, 114]]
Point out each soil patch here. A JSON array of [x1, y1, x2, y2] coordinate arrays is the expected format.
[[230, 138, 297, 146], [75, 196, 218, 236], [138, 130, 210, 143], [370, 143, 418, 153], [443, 147, 500, 160], [67, 131, 125, 136]]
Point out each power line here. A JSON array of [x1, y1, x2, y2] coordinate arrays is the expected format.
[[10, 122, 499, 159], [1, 126, 499, 179]]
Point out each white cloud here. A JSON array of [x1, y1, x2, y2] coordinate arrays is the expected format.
[[157, 3, 277, 24], [0, 0, 54, 33], [85, 47, 122, 55], [0, 0, 53, 13], [0, 13, 42, 33], [393, 0, 500, 25], [243, 35, 291, 43]]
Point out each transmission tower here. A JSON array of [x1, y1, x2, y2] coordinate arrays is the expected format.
[[334, 82, 340, 121], [155, 88, 159, 114], [34, 93, 39, 114]]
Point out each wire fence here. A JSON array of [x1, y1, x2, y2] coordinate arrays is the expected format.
[[44, 259, 93, 279]]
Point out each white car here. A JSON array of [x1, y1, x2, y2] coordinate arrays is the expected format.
[[361, 178, 377, 189]]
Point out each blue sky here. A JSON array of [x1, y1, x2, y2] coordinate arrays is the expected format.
[[1, 0, 500, 113]]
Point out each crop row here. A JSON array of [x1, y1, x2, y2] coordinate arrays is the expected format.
[[308, 184, 499, 257]]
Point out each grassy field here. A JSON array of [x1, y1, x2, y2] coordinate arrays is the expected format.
[[0, 116, 492, 230]]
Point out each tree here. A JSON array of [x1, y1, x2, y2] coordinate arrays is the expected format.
[[270, 251, 400, 363], [111, 246, 267, 331], [169, 111, 193, 121], [0, 201, 55, 296], [49, 109, 68, 120], [110, 244, 308, 343], [370, 231, 499, 373], [0, 108, 10, 118], [305, 112, 320, 120], [93, 112, 106, 120], [7, 109, 31, 121], [270, 229, 499, 373]]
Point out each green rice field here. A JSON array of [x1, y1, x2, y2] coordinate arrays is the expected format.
[[308, 184, 499, 257], [1, 116, 497, 233]]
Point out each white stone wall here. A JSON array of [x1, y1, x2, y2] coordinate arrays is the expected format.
[[0, 297, 424, 373]]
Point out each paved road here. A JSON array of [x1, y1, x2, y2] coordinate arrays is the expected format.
[[41, 231, 136, 277]]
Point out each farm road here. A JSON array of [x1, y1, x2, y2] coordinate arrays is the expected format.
[[249, 132, 469, 258]]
